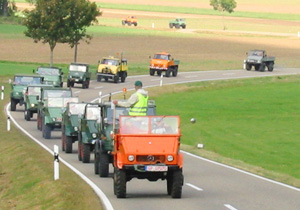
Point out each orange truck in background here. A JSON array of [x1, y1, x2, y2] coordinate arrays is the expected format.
[[122, 16, 138, 26], [149, 52, 180, 77], [113, 115, 184, 199]]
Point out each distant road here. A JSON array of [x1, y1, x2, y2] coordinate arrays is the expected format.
[[9, 68, 300, 210]]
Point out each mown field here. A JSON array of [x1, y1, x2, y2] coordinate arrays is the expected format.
[[1, 0, 300, 208]]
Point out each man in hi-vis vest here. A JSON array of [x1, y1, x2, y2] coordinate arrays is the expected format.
[[113, 81, 148, 116]]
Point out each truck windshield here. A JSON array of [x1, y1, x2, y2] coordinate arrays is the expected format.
[[43, 90, 72, 99], [153, 54, 169, 60], [101, 59, 118, 66], [14, 76, 42, 85], [47, 98, 63, 107], [69, 65, 87, 72], [27, 87, 41, 96], [249, 51, 263, 57], [86, 106, 101, 120], [69, 103, 86, 115], [37, 68, 60, 76]]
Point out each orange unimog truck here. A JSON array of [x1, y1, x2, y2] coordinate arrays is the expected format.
[[112, 115, 183, 199], [149, 52, 179, 77], [122, 16, 138, 26]]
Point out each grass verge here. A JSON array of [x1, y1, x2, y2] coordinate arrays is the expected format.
[[0, 77, 103, 210]]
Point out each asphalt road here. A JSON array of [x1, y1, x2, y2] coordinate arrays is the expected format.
[[8, 68, 300, 210]]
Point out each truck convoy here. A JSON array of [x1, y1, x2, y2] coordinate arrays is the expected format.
[[150, 52, 179, 77], [244, 50, 275, 72], [36, 66, 64, 87], [67, 63, 91, 89]]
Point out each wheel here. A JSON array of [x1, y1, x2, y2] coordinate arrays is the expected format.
[[97, 75, 102, 82], [65, 136, 73, 153], [67, 80, 71, 87], [172, 67, 178, 77], [114, 168, 126, 198], [104, 77, 109, 82], [120, 72, 126, 83], [113, 74, 119, 83], [255, 65, 260, 71], [122, 20, 126, 25], [171, 170, 183, 198], [150, 69, 155, 76], [86, 79, 90, 88], [167, 174, 173, 195], [169, 23, 173, 28], [37, 113, 42, 130], [61, 127, 66, 151], [134, 22, 137, 26], [43, 124, 51, 139], [94, 142, 99, 174], [10, 99, 17, 111], [259, 64, 266, 72], [246, 63, 251, 71], [157, 70, 162, 76], [128, 22, 131, 26], [175, 24, 180, 29], [82, 81, 86, 89], [70, 82, 74, 87], [165, 68, 171, 77], [267, 63, 274, 72], [25, 109, 31, 121], [99, 152, 109, 177], [182, 25, 186, 29], [82, 144, 91, 163], [78, 140, 82, 161]]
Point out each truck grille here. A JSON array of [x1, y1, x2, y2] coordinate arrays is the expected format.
[[136, 155, 165, 163]]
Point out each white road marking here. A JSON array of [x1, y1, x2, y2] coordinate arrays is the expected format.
[[224, 204, 238, 210], [186, 183, 203, 191], [94, 86, 103, 89], [73, 91, 81, 94]]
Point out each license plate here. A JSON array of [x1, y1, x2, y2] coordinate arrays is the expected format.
[[145, 165, 168, 172], [75, 79, 79, 82]]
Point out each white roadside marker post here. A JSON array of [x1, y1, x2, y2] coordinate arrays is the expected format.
[[160, 74, 163, 86], [7, 116, 10, 131], [54, 145, 59, 180], [1, 86, 4, 100]]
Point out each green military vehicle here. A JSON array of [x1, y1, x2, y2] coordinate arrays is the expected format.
[[96, 56, 128, 83], [67, 63, 91, 89], [169, 18, 186, 29], [10, 74, 44, 111], [24, 84, 52, 121], [244, 50, 275, 72], [36, 87, 73, 139], [78, 103, 102, 163], [36, 66, 64, 87], [94, 100, 156, 177], [61, 102, 86, 153]]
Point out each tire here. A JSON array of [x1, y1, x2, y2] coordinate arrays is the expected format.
[[122, 20, 126, 25], [267, 63, 274, 72], [37, 113, 42, 130], [61, 128, 66, 152], [167, 173, 173, 195], [10, 99, 17, 111], [157, 70, 162, 76], [182, 25, 186, 29], [104, 77, 109, 82], [44, 124, 51, 139], [128, 22, 131, 26], [99, 152, 109, 177], [150, 69, 155, 76], [175, 24, 180, 29], [65, 136, 73, 153], [246, 63, 251, 71], [255, 65, 260, 71], [169, 23, 173, 28], [86, 79, 90, 88], [134, 23, 137, 26], [94, 143, 99, 174], [82, 81, 86, 89], [82, 144, 91, 163], [171, 170, 183, 199], [114, 168, 126, 198], [120, 72, 126, 83], [172, 67, 178, 77], [78, 140, 82, 161], [113, 74, 119, 83], [97, 75, 102, 82], [165, 68, 171, 77], [259, 64, 266, 72], [67, 80, 71, 87], [25, 109, 31, 121]]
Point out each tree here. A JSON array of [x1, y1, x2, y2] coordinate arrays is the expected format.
[[23, 0, 100, 66], [210, 0, 237, 30], [0, 0, 16, 17], [64, 0, 100, 62]]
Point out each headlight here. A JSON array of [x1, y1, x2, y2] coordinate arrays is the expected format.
[[128, 155, 134, 162], [167, 155, 174, 162], [92, 133, 97, 138], [74, 126, 78, 131], [52, 117, 56, 121], [30, 103, 35, 108]]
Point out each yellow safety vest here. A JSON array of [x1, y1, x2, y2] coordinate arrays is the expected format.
[[129, 93, 148, 116]]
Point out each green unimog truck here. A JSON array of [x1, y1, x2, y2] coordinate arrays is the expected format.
[[94, 100, 157, 177], [36, 66, 64, 87], [169, 18, 186, 29], [10, 74, 44, 111], [244, 50, 275, 72], [78, 103, 102, 163], [61, 102, 87, 153], [24, 84, 52, 121], [67, 63, 91, 89]]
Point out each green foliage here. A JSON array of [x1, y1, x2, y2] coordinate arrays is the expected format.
[[210, 0, 237, 13]]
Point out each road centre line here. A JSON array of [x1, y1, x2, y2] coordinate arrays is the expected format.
[[73, 91, 81, 94], [186, 183, 203, 191], [224, 204, 238, 210]]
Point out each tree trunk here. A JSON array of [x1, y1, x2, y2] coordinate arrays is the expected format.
[[49, 42, 56, 67], [74, 43, 78, 63], [2, 0, 8, 16]]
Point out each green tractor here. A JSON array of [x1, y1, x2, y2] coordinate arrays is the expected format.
[[36, 66, 64, 87], [169, 18, 186, 29], [67, 63, 91, 89], [10, 74, 44, 111], [36, 87, 73, 139], [78, 103, 102, 163], [94, 100, 157, 177], [61, 102, 87, 153], [24, 84, 52, 121]]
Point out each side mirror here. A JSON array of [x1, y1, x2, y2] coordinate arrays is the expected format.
[[8, 79, 12, 84], [190, 118, 196, 124]]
